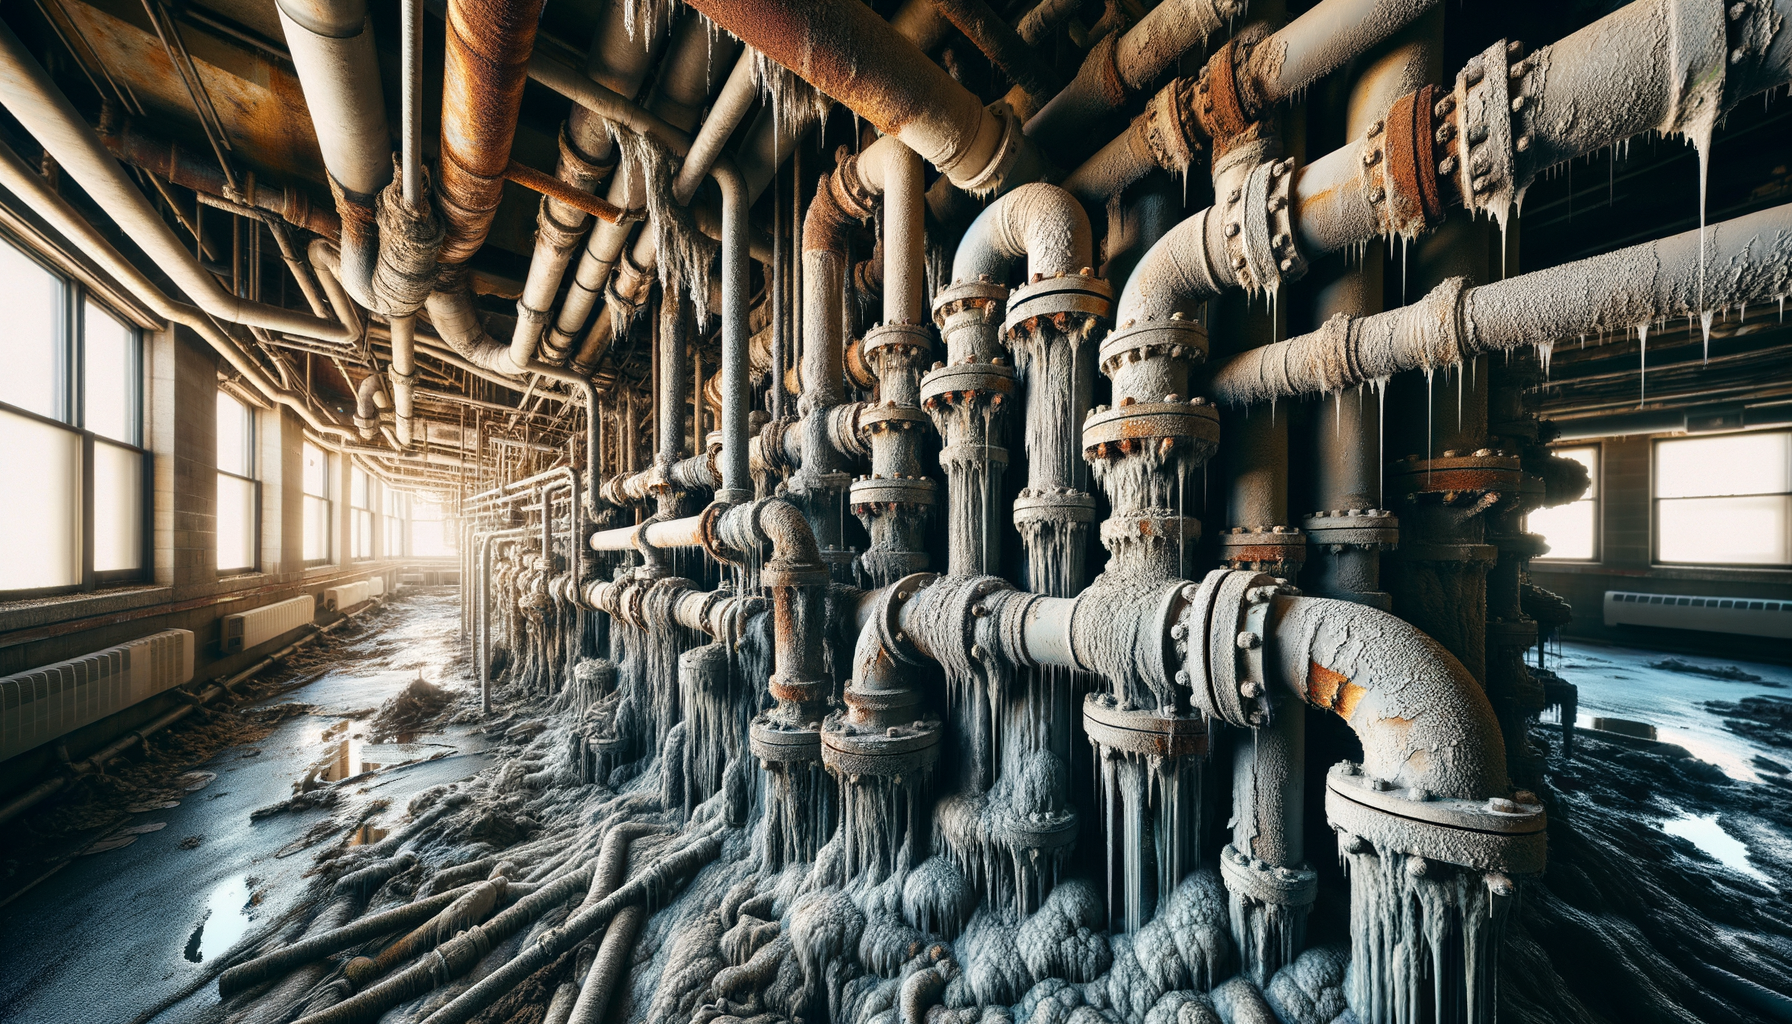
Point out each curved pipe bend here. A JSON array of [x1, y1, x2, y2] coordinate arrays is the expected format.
[[951, 182, 1094, 284], [1271, 594, 1508, 799]]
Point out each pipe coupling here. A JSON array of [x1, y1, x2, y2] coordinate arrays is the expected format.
[[1180, 569, 1296, 728], [1219, 843, 1317, 908]]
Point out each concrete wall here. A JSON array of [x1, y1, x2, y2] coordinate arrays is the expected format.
[[0, 325, 413, 793], [1530, 432, 1792, 662]]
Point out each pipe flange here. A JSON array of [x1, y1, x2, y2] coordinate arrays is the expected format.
[[750, 715, 822, 765], [1389, 451, 1523, 499], [932, 278, 1009, 326], [1221, 157, 1305, 298], [858, 402, 933, 435], [698, 500, 748, 567], [1302, 509, 1399, 551], [1195, 33, 1258, 156], [862, 321, 936, 367], [1326, 761, 1547, 875], [1219, 844, 1318, 908], [1083, 692, 1208, 758], [875, 572, 941, 665], [1098, 317, 1209, 373], [1082, 401, 1221, 464], [1216, 526, 1308, 572], [1098, 513, 1202, 550], [939, 442, 1011, 472], [830, 145, 880, 221], [991, 807, 1079, 854], [1183, 568, 1287, 727], [1486, 618, 1539, 650], [849, 475, 938, 512], [1378, 85, 1446, 237], [821, 711, 943, 778], [920, 359, 1017, 411], [1013, 489, 1096, 527], [1004, 272, 1112, 337], [952, 100, 1026, 195], [1448, 39, 1518, 224], [1142, 77, 1203, 174]]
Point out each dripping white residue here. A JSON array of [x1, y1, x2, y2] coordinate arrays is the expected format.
[[1637, 321, 1649, 407], [1701, 308, 1715, 363], [1537, 339, 1553, 379]]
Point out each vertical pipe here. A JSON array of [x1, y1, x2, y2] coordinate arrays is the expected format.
[[400, 0, 422, 206], [716, 161, 750, 500]]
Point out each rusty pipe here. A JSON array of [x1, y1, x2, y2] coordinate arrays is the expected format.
[[687, 0, 1043, 195], [99, 121, 339, 237], [437, 0, 546, 265]]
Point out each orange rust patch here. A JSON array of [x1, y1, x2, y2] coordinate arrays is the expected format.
[[1307, 661, 1367, 720]]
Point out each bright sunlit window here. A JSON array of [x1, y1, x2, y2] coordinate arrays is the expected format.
[[350, 467, 374, 560], [1655, 431, 1792, 566], [0, 236, 146, 594], [411, 499, 457, 556], [216, 392, 257, 573], [303, 442, 332, 564], [383, 488, 408, 558], [1532, 445, 1599, 561]]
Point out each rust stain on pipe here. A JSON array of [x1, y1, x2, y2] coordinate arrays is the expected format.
[[1307, 661, 1367, 721], [503, 160, 640, 225], [437, 0, 545, 265]]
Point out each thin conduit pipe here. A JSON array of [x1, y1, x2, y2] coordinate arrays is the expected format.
[[0, 140, 353, 439], [0, 22, 352, 345], [563, 823, 664, 1024], [1206, 202, 1792, 407]]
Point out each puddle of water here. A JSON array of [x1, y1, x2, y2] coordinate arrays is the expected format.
[[1660, 811, 1772, 884], [184, 874, 255, 963], [348, 824, 389, 846]]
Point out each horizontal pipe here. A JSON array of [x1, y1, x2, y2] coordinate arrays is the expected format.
[[503, 161, 639, 224], [1207, 203, 1792, 406], [0, 21, 353, 344]]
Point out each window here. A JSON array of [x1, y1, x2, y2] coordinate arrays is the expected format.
[[383, 488, 408, 558], [216, 392, 258, 573], [0, 237, 147, 594], [1655, 431, 1792, 567], [302, 442, 332, 564], [1533, 445, 1599, 561], [350, 467, 374, 560], [411, 499, 457, 556]]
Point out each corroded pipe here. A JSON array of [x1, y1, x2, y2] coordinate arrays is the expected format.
[[437, 0, 545, 265]]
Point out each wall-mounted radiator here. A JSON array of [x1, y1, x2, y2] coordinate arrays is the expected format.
[[220, 595, 315, 654], [1604, 591, 1792, 639], [323, 581, 373, 611], [0, 630, 195, 761]]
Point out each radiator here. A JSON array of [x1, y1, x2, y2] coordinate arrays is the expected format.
[[1604, 590, 1792, 639], [221, 595, 315, 654], [367, 576, 386, 598], [323, 581, 372, 611], [0, 629, 195, 761]]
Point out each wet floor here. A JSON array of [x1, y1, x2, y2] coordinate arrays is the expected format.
[[1551, 640, 1792, 781], [0, 590, 488, 1024]]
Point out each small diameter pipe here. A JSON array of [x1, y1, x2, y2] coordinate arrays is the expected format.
[[0, 21, 351, 344], [218, 881, 484, 996], [564, 823, 665, 1024], [390, 315, 417, 446], [401, 0, 423, 206], [502, 160, 637, 223], [1207, 202, 1792, 407], [929, 0, 1060, 108], [417, 828, 726, 1024]]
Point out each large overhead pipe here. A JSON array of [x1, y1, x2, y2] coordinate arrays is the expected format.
[[687, 0, 1044, 195], [0, 21, 352, 345], [437, 0, 546, 265], [1207, 202, 1792, 408], [276, 0, 392, 308], [0, 141, 353, 438]]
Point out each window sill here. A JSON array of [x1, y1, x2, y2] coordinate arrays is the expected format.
[[0, 584, 175, 632], [1531, 562, 1792, 584]]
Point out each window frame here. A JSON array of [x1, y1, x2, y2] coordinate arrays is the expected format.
[[302, 441, 333, 567], [1532, 443, 1601, 564], [350, 466, 374, 562], [1652, 429, 1792, 569], [0, 235, 149, 598], [215, 391, 261, 576]]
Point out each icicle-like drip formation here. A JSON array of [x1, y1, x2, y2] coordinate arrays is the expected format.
[[608, 121, 720, 326]]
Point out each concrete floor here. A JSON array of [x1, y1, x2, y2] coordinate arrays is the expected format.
[[0, 591, 488, 1024]]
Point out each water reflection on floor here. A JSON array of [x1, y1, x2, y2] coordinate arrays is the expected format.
[[1661, 810, 1772, 883], [1550, 641, 1792, 782], [183, 874, 255, 964]]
